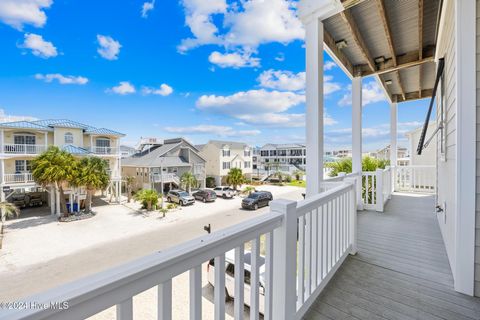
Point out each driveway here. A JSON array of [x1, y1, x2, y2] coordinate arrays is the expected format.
[[0, 185, 304, 304]]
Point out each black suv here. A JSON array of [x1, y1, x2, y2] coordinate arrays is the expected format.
[[192, 189, 217, 202], [241, 191, 273, 210]]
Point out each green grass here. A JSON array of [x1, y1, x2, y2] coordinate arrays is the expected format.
[[288, 180, 306, 188]]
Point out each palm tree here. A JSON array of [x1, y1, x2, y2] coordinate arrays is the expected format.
[[124, 176, 136, 203], [134, 189, 159, 211], [31, 146, 76, 216], [274, 170, 284, 183], [0, 202, 20, 223], [77, 157, 110, 212], [226, 168, 244, 190], [180, 172, 198, 194], [325, 158, 352, 177], [293, 170, 304, 181]]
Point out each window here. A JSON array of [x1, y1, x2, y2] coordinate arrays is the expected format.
[[64, 132, 74, 144], [244, 161, 250, 168], [244, 270, 251, 285], [222, 162, 231, 170], [14, 134, 36, 145], [96, 138, 111, 154], [244, 149, 251, 157], [15, 160, 32, 173], [222, 149, 230, 157]]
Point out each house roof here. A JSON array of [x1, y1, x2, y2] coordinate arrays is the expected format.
[[62, 145, 92, 155], [0, 121, 54, 131], [0, 118, 124, 136], [122, 138, 206, 167], [208, 140, 249, 149], [261, 143, 306, 150]]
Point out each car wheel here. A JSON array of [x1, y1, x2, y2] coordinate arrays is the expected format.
[[181, 200, 185, 206], [254, 204, 258, 210], [167, 197, 171, 203], [223, 194, 227, 199]]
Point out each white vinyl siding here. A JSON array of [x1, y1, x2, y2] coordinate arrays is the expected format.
[[475, 0, 480, 297], [436, 1, 457, 278]]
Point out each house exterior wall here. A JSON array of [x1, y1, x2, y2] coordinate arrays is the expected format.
[[406, 123, 437, 166], [201, 143, 221, 180], [436, 0, 458, 283], [53, 127, 84, 148], [475, 0, 480, 297]]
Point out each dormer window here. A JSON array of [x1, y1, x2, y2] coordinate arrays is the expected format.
[[222, 148, 230, 157], [244, 148, 251, 157], [64, 132, 74, 144]]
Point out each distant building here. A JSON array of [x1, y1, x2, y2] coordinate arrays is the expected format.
[[405, 122, 437, 166], [120, 145, 136, 158], [374, 145, 409, 165], [259, 143, 306, 172], [122, 138, 206, 192], [198, 140, 253, 186]]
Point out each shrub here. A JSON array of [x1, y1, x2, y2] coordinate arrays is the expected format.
[[134, 189, 159, 211], [206, 176, 216, 188], [167, 203, 177, 210]]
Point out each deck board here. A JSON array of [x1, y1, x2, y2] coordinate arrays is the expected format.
[[304, 193, 480, 320]]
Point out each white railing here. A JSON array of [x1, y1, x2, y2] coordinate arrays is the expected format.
[[151, 173, 178, 184], [1, 180, 357, 320], [89, 146, 119, 155], [394, 165, 435, 193], [362, 166, 393, 212], [3, 144, 46, 154], [4, 173, 34, 184]]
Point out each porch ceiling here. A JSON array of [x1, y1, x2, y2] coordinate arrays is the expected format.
[[323, 0, 441, 103]]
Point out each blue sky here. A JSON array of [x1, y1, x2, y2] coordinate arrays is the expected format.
[[0, 0, 431, 152]]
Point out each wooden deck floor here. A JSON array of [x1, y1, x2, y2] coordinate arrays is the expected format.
[[305, 193, 480, 320]]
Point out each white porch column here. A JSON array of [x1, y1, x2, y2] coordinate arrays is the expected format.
[[44, 131, 48, 151], [352, 77, 363, 209], [0, 129, 4, 154], [305, 17, 324, 197], [390, 102, 398, 167]]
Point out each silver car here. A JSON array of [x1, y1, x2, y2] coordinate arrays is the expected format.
[[213, 186, 235, 199], [166, 190, 195, 206], [207, 250, 266, 315]]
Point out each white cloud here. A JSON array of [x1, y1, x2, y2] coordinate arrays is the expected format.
[[178, 0, 303, 68], [0, 0, 53, 30], [197, 89, 304, 115], [97, 35, 121, 60], [208, 51, 260, 68], [141, 0, 155, 18], [237, 111, 337, 128], [177, 0, 227, 52], [0, 109, 37, 122], [257, 70, 341, 95], [324, 60, 337, 71], [20, 33, 57, 58], [106, 81, 136, 95], [35, 73, 88, 85], [339, 81, 386, 106], [258, 70, 305, 91], [164, 125, 261, 137], [142, 84, 173, 96]]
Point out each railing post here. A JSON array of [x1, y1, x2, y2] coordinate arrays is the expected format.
[[271, 199, 297, 320], [376, 169, 384, 212], [345, 178, 357, 255]]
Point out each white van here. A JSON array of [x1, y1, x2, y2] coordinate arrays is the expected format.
[[207, 250, 266, 315]]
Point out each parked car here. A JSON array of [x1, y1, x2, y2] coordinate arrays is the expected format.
[[192, 189, 217, 202], [241, 191, 273, 210], [9, 191, 44, 208], [207, 250, 266, 314], [213, 186, 235, 199], [166, 190, 195, 206]]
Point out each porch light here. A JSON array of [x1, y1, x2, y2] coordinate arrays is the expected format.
[[374, 56, 386, 64], [385, 79, 393, 85]]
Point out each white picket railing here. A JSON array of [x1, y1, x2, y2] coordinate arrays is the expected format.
[[0, 181, 357, 320], [4, 173, 34, 184], [394, 165, 435, 193], [362, 166, 393, 212], [3, 144, 46, 154], [89, 146, 119, 155]]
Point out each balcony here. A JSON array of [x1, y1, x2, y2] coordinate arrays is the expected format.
[[89, 146, 119, 155], [2, 144, 46, 155], [4, 173, 34, 185]]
